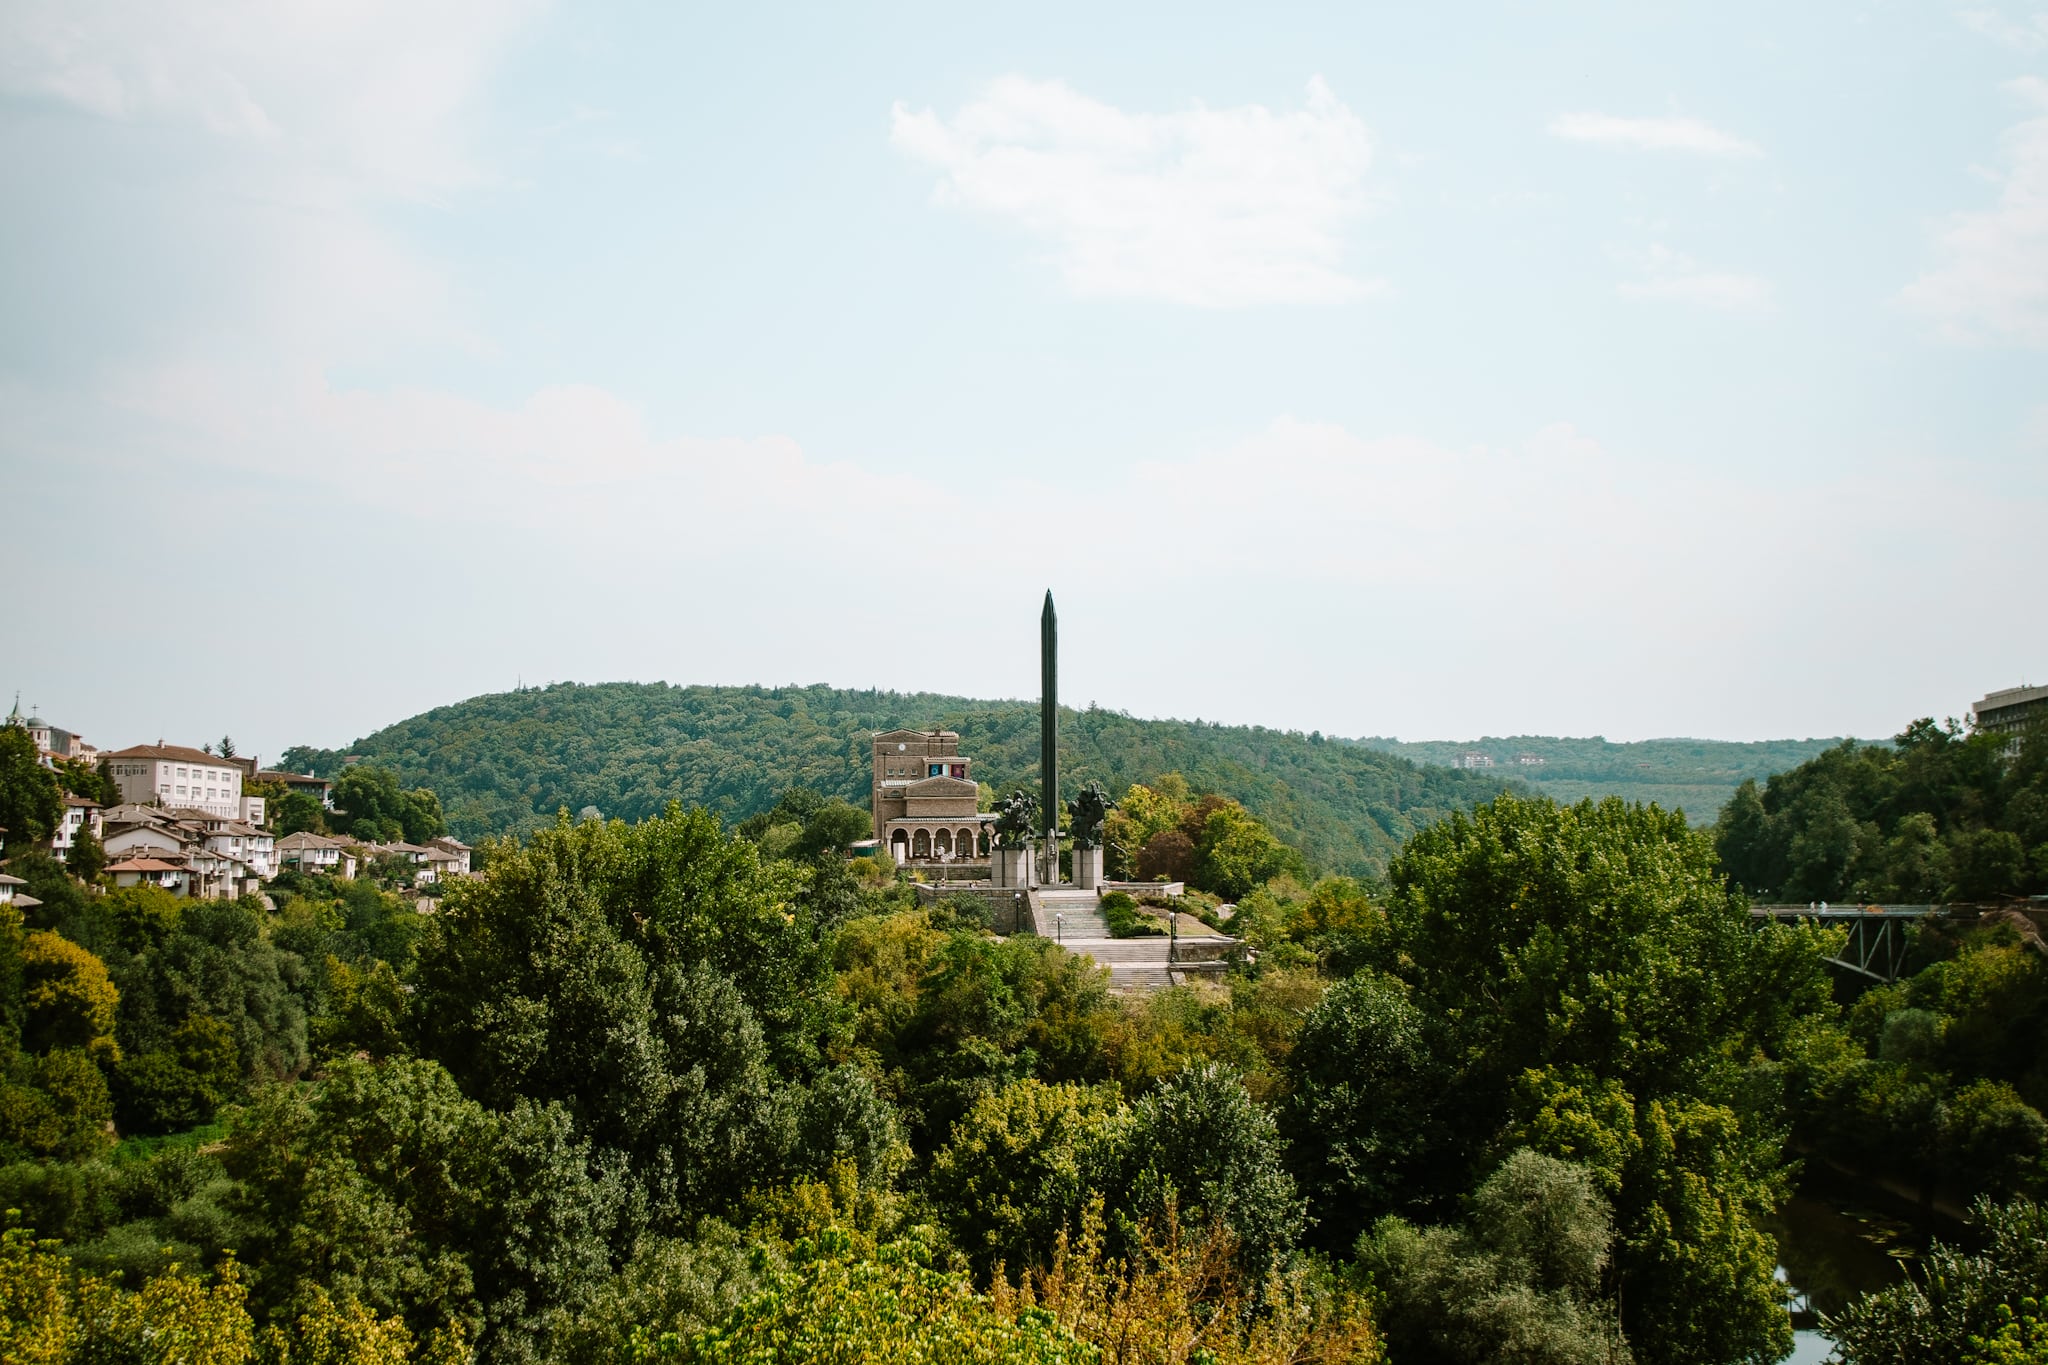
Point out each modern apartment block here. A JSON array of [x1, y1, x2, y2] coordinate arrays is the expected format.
[[1972, 684, 2048, 747]]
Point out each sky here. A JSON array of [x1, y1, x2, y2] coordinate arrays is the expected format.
[[2, 0, 2044, 762]]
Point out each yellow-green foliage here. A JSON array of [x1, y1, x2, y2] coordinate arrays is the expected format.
[[1971, 1298, 2048, 1365], [262, 1285, 451, 1365], [71, 1258, 256, 1365], [19, 930, 120, 1062], [994, 1202, 1383, 1365], [1, 1225, 255, 1364], [0, 1226, 73, 1364], [927, 1081, 1128, 1275], [1, 1222, 429, 1365], [668, 1231, 1097, 1365]]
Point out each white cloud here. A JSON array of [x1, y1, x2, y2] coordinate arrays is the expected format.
[[0, 0, 541, 197], [0, 1, 546, 369], [1548, 112, 1760, 157], [1959, 6, 2048, 53], [890, 75, 1376, 306], [1902, 77, 2048, 345], [1617, 245, 1773, 313]]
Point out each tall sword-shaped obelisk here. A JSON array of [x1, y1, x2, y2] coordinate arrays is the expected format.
[[1040, 590, 1059, 880]]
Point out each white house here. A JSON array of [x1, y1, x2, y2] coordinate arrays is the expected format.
[[427, 836, 472, 876], [103, 744, 247, 819], [206, 821, 277, 880], [103, 823, 188, 861], [105, 854, 193, 896], [277, 830, 357, 879], [50, 796, 103, 858]]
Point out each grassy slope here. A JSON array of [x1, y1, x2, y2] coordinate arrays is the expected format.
[[290, 682, 1516, 878]]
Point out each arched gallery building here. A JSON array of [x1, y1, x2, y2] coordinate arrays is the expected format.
[[869, 729, 997, 865]]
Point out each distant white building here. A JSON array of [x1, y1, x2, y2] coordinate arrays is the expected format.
[[1454, 752, 1495, 769], [5, 699, 96, 770], [104, 744, 249, 820], [427, 836, 471, 876]]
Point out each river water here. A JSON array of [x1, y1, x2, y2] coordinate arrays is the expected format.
[[1758, 1172, 1931, 1364]]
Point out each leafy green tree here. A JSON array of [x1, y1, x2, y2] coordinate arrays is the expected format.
[[0, 725, 62, 853], [222, 1056, 619, 1359], [271, 791, 328, 837], [1359, 1149, 1629, 1365], [400, 787, 446, 844], [1360, 794, 1819, 1365], [65, 826, 105, 882], [926, 1078, 1127, 1275], [1829, 1196, 2048, 1365], [109, 895, 309, 1113], [1715, 718, 2048, 902], [412, 808, 842, 1227], [1282, 971, 1454, 1244], [790, 800, 871, 861], [1191, 804, 1302, 900], [330, 766, 444, 844], [877, 930, 1114, 1150], [116, 1014, 242, 1135], [52, 755, 118, 807], [1109, 1062, 1304, 1276]]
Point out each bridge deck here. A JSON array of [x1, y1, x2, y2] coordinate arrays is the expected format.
[[1749, 905, 1938, 919]]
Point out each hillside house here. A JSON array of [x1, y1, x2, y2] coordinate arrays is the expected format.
[[277, 831, 358, 879], [50, 796, 103, 858]]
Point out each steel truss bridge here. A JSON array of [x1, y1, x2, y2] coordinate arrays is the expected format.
[[1748, 904, 1941, 983]]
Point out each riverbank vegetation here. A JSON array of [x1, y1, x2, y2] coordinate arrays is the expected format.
[[3, 718, 2045, 1363]]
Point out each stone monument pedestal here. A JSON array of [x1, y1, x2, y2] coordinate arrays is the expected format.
[[992, 845, 1035, 889], [1071, 846, 1104, 890]]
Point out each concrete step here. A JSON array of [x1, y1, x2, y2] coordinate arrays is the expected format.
[[1108, 967, 1173, 992]]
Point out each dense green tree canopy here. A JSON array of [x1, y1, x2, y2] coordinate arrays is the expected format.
[[1300, 794, 1828, 1365], [329, 766, 447, 845], [1716, 719, 2047, 902], [411, 807, 854, 1229]]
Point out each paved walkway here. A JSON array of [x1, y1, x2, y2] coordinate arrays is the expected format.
[[1030, 888, 1235, 992]]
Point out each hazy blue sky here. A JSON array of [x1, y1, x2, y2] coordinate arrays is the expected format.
[[2, 1, 2043, 761]]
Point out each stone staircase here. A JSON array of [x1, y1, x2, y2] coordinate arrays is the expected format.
[[1031, 888, 1110, 940], [1025, 889, 1245, 992]]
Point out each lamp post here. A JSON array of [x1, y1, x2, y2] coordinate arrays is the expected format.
[[1167, 903, 1176, 967], [1056, 912, 1065, 944]]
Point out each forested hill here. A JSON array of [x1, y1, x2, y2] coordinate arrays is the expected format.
[[280, 681, 1514, 876], [1348, 733, 1848, 822]]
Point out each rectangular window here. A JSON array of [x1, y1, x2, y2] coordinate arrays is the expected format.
[[929, 764, 943, 777]]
